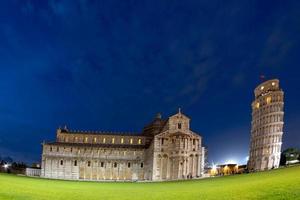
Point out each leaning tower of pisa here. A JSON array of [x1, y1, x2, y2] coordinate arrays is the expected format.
[[248, 79, 284, 171]]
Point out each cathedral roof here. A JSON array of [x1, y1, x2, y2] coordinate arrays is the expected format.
[[44, 142, 150, 149], [60, 129, 141, 136]]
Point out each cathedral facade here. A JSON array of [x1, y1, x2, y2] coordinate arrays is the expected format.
[[41, 110, 205, 181]]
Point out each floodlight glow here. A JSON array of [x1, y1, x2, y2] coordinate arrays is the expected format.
[[4, 164, 8, 169], [212, 164, 217, 170], [245, 156, 249, 161]]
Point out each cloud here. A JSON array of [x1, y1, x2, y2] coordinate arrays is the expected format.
[[259, 8, 299, 69], [261, 29, 293, 68]]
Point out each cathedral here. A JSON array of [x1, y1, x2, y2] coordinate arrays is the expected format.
[[41, 109, 205, 181]]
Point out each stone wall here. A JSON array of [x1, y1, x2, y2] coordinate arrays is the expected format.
[[41, 144, 146, 181]]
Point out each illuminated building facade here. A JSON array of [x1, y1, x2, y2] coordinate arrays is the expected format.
[[41, 110, 205, 181], [248, 79, 284, 171]]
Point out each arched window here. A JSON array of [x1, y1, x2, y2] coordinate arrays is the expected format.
[[140, 163, 144, 168], [266, 97, 272, 104], [256, 102, 260, 109], [121, 138, 124, 144], [103, 138, 106, 143], [178, 123, 182, 129], [74, 160, 77, 166], [112, 138, 115, 144], [128, 162, 131, 168], [60, 160, 63, 165], [138, 139, 142, 144], [114, 162, 117, 168], [87, 161, 91, 167]]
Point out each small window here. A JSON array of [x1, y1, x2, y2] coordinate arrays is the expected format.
[[193, 139, 195, 145], [94, 137, 97, 143], [60, 160, 63, 165], [121, 138, 124, 144], [70, 148, 73, 152], [103, 138, 106, 143], [114, 162, 117, 168], [50, 147, 52, 152], [87, 161, 91, 167], [112, 138, 115, 144], [256, 102, 260, 109], [260, 86, 264, 90], [178, 123, 182, 129], [85, 137, 88, 143], [138, 139, 142, 144], [140, 163, 144, 168], [57, 147, 59, 152], [100, 162, 104, 167], [266, 97, 272, 104], [128, 162, 131, 168], [161, 138, 164, 145], [74, 160, 77, 166], [130, 138, 133, 144]]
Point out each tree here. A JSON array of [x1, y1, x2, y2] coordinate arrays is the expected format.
[[280, 148, 300, 166]]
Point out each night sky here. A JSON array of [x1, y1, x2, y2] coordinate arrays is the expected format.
[[0, 0, 299, 164]]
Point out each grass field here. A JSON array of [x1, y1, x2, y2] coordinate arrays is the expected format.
[[0, 166, 300, 200]]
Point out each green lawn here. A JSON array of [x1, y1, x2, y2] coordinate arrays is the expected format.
[[0, 166, 300, 200]]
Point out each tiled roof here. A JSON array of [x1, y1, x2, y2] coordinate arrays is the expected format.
[[60, 129, 142, 136], [44, 142, 149, 149]]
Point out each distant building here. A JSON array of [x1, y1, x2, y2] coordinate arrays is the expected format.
[[280, 148, 300, 165], [26, 168, 41, 177], [209, 164, 246, 176], [41, 110, 205, 181], [248, 79, 284, 171]]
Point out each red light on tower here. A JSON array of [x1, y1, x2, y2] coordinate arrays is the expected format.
[[259, 75, 265, 82]]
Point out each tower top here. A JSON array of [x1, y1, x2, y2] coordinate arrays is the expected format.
[[254, 79, 281, 98]]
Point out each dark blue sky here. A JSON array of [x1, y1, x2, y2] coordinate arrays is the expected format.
[[0, 0, 299, 164]]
